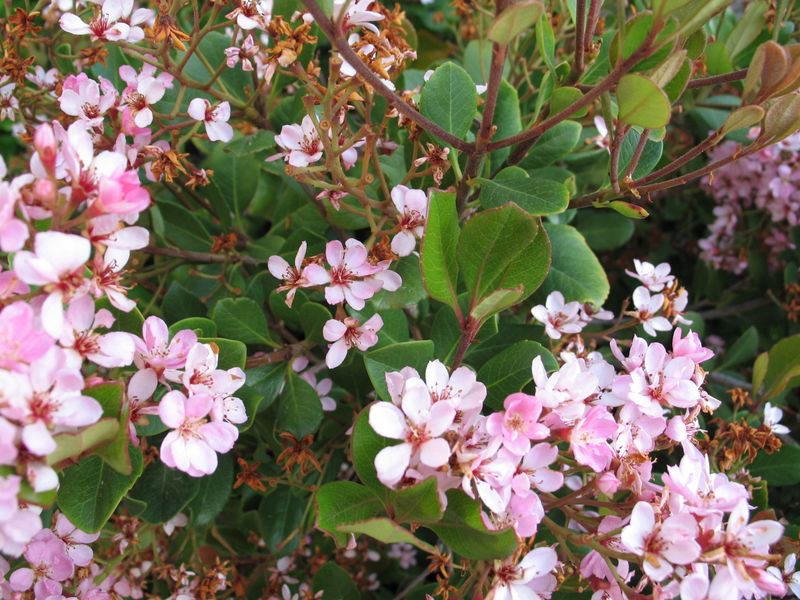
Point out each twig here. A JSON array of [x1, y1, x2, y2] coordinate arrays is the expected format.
[[574, 0, 587, 76], [300, 0, 474, 153], [685, 69, 748, 89], [142, 246, 266, 265]]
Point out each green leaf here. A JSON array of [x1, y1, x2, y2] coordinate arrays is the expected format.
[[428, 490, 518, 560], [535, 14, 557, 76], [389, 478, 444, 524], [478, 177, 569, 216], [458, 203, 551, 308], [316, 481, 385, 546], [157, 202, 211, 252], [763, 335, 800, 399], [187, 453, 234, 525], [617, 129, 663, 179], [721, 106, 765, 135], [225, 130, 276, 156], [718, 326, 759, 370], [198, 337, 247, 370], [299, 302, 332, 343], [550, 86, 588, 118], [540, 224, 609, 306], [519, 121, 582, 169], [749, 444, 800, 486], [725, 0, 767, 62], [419, 62, 478, 140], [488, 0, 544, 42], [753, 351, 769, 391], [205, 149, 260, 221], [57, 446, 144, 533], [477, 341, 556, 409], [364, 341, 435, 401], [168, 317, 217, 338], [372, 256, 427, 310], [617, 74, 672, 129], [47, 419, 119, 468], [259, 486, 308, 553], [86, 383, 134, 474], [128, 460, 201, 524], [211, 298, 276, 347], [275, 367, 324, 437], [351, 408, 395, 498], [490, 81, 523, 166], [470, 288, 525, 323], [338, 518, 436, 553], [575, 210, 635, 251], [420, 191, 460, 310], [431, 305, 463, 364], [313, 563, 361, 600]]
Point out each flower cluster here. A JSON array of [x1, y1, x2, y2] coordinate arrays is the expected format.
[[699, 131, 800, 273]]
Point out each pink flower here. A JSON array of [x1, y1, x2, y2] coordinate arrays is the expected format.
[[14, 231, 91, 337], [631, 286, 672, 337], [60, 295, 135, 368], [58, 74, 117, 127], [0, 301, 53, 370], [54, 513, 99, 567], [486, 393, 549, 456], [268, 242, 326, 307], [334, 0, 384, 34], [308, 239, 380, 310], [390, 185, 428, 256], [620, 501, 700, 581], [0, 475, 42, 556], [488, 547, 558, 600], [0, 182, 28, 253], [369, 380, 455, 487], [271, 115, 323, 167], [3, 348, 103, 456], [158, 390, 239, 477], [511, 443, 564, 494], [322, 314, 383, 368], [119, 64, 173, 129], [625, 259, 675, 292], [225, 35, 258, 70], [59, 0, 153, 42], [226, 0, 272, 30], [9, 529, 74, 596], [569, 406, 617, 472], [133, 316, 197, 377], [188, 98, 234, 142], [672, 328, 714, 363], [531, 291, 585, 339], [182, 342, 246, 402]]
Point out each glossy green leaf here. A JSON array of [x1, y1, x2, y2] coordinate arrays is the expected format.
[[168, 317, 217, 338], [419, 62, 478, 140], [197, 337, 247, 370], [477, 177, 569, 216], [338, 518, 436, 553], [470, 287, 525, 323], [259, 485, 307, 553], [478, 340, 557, 409], [575, 210, 635, 251], [420, 191, 460, 311], [316, 481, 384, 546], [275, 367, 324, 437], [540, 224, 609, 306], [519, 121, 582, 169], [617, 74, 672, 129], [428, 490, 518, 560], [211, 298, 277, 347], [458, 203, 551, 307], [389, 478, 444, 524], [749, 444, 800, 486], [57, 446, 144, 533], [313, 562, 361, 600], [187, 453, 234, 525], [129, 460, 201, 524], [46, 419, 119, 468], [763, 335, 800, 399], [718, 326, 759, 370], [488, 0, 544, 43]]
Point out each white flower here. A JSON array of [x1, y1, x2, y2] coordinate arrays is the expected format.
[[764, 402, 790, 435]]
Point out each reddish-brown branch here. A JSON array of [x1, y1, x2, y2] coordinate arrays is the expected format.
[[686, 69, 748, 89]]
